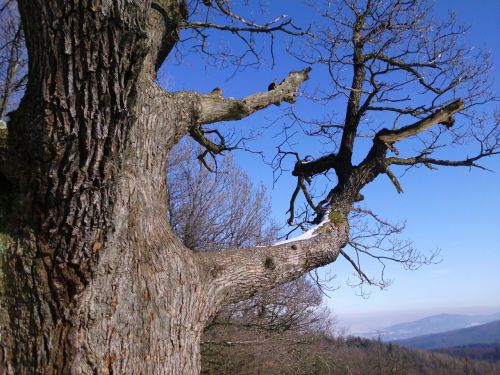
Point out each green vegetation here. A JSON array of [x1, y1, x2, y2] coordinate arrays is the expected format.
[[328, 210, 345, 226]]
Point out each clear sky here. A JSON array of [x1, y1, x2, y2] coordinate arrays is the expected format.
[[162, 0, 500, 333]]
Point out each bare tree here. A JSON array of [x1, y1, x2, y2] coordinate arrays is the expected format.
[[167, 140, 277, 251], [201, 275, 334, 375], [0, 0, 26, 122], [0, 0, 497, 374], [278, 0, 499, 289]]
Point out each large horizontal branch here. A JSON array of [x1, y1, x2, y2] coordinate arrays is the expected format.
[[200, 217, 349, 304], [194, 67, 311, 126], [179, 20, 304, 35], [377, 99, 464, 143], [386, 153, 498, 170], [201, 338, 272, 347]]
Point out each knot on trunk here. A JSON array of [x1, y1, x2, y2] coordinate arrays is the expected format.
[[263, 256, 276, 270]]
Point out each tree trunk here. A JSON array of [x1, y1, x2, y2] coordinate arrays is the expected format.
[[0, 1, 213, 373], [0, 1, 348, 373]]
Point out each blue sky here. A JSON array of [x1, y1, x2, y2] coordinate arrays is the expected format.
[[162, 0, 500, 332]]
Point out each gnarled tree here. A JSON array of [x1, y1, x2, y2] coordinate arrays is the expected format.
[[0, 0, 497, 374], [0, 1, 317, 373]]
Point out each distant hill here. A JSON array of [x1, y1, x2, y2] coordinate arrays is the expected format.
[[360, 312, 500, 341], [436, 343, 500, 363], [395, 319, 500, 350]]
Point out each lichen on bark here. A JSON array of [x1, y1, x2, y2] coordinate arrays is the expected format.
[[329, 210, 346, 226]]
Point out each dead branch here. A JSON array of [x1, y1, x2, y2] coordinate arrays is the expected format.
[[339, 249, 373, 286], [386, 154, 498, 170], [195, 67, 311, 125], [383, 166, 403, 194], [377, 99, 464, 143], [287, 182, 301, 225]]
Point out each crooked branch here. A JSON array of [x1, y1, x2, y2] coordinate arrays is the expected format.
[[200, 217, 349, 305], [339, 249, 373, 286], [383, 165, 403, 193], [377, 99, 464, 143]]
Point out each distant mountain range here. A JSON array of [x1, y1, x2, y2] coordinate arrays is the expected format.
[[358, 311, 500, 341], [395, 319, 500, 350]]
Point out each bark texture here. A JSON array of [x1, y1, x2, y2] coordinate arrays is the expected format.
[[0, 1, 345, 374]]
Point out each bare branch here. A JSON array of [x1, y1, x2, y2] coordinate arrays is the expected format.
[[179, 20, 306, 36], [195, 67, 311, 125], [386, 154, 498, 170], [339, 249, 373, 286], [286, 181, 301, 226], [377, 99, 464, 143], [383, 165, 403, 194], [364, 53, 452, 94], [180, 0, 307, 36], [189, 125, 228, 155], [298, 177, 319, 213], [350, 207, 402, 233], [175, 1, 309, 69]]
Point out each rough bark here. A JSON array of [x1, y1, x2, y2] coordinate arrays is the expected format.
[[0, 1, 344, 374], [1, 1, 207, 373], [201, 218, 349, 306]]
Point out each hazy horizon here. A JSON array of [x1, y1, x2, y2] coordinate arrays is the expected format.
[[335, 305, 500, 334]]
